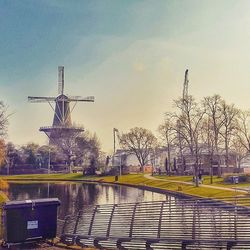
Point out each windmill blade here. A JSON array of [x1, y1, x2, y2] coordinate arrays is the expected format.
[[28, 96, 56, 103], [68, 96, 95, 102], [58, 66, 64, 95]]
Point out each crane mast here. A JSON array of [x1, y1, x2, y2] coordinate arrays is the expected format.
[[183, 69, 189, 101]]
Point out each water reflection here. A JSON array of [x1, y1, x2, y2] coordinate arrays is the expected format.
[[5, 182, 167, 219]]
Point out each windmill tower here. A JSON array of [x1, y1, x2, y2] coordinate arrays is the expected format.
[[28, 66, 94, 169]]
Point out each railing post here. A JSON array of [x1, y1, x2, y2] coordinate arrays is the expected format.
[[73, 210, 83, 234], [192, 201, 197, 240], [88, 205, 98, 236], [106, 204, 116, 237], [181, 241, 187, 250], [129, 203, 138, 238], [61, 215, 71, 235], [234, 196, 238, 241], [157, 201, 164, 238]]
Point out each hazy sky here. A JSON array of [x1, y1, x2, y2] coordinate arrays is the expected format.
[[1, 0, 250, 153]]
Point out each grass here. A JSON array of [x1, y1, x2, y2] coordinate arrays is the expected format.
[[108, 174, 238, 198], [1, 173, 84, 180], [152, 174, 250, 188]]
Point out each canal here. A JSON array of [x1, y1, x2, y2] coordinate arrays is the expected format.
[[4, 181, 250, 248], [4, 182, 168, 219]]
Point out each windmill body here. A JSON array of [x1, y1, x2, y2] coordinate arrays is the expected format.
[[28, 66, 94, 168]]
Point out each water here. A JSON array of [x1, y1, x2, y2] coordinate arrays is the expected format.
[[4, 181, 250, 247], [4, 182, 168, 219]]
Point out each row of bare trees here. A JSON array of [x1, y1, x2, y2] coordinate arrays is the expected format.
[[120, 94, 250, 186], [159, 94, 250, 186]]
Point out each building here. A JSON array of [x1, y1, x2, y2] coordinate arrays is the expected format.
[[113, 145, 238, 176], [176, 147, 238, 175]]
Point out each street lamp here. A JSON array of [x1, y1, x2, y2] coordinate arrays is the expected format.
[[119, 152, 125, 176], [119, 153, 122, 176], [48, 147, 51, 174]]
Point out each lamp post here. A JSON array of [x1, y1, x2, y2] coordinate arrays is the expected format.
[[119, 153, 122, 176], [48, 149, 50, 174], [119, 152, 125, 176]]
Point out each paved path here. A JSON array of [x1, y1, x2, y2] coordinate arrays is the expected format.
[[144, 174, 248, 194]]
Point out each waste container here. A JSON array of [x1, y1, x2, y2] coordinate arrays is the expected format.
[[3, 198, 60, 247], [233, 176, 239, 184]]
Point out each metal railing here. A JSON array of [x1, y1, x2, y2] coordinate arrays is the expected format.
[[59, 196, 250, 249]]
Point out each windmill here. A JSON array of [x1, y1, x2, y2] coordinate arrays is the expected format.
[[28, 66, 94, 171]]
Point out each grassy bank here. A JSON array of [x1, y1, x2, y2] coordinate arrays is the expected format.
[[147, 174, 250, 189], [2, 173, 241, 199]]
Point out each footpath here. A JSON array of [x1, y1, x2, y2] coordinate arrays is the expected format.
[[144, 174, 249, 194]]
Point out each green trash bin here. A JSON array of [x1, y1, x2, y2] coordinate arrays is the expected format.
[[2, 198, 60, 247]]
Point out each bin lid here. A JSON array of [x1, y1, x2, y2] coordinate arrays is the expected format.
[[3, 198, 61, 210]]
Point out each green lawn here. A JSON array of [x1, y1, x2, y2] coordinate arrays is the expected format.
[[1, 173, 89, 182], [153, 174, 250, 188], [111, 174, 238, 198]]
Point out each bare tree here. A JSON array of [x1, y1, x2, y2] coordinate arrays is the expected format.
[[158, 116, 176, 175], [49, 128, 84, 172], [119, 127, 158, 171], [220, 101, 239, 169], [200, 117, 215, 183], [203, 95, 224, 178], [231, 137, 247, 169], [0, 139, 6, 166], [75, 132, 101, 173], [172, 96, 205, 187], [229, 110, 250, 169], [0, 101, 8, 137], [235, 110, 250, 153], [0, 102, 9, 166]]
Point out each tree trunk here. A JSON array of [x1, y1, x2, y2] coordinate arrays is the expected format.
[[165, 157, 168, 175], [217, 154, 222, 177], [210, 155, 213, 184], [194, 163, 199, 187], [225, 139, 229, 168], [167, 146, 171, 176]]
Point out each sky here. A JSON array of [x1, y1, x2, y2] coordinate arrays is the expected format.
[[1, 0, 250, 153]]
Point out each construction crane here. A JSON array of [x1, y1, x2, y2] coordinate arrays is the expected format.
[[182, 69, 189, 101], [177, 69, 189, 174]]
